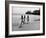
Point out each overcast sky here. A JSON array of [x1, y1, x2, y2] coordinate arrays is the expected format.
[[12, 6, 39, 15]]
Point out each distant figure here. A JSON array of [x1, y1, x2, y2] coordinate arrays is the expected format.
[[27, 15, 29, 24], [23, 15, 25, 24], [19, 15, 24, 28], [21, 15, 24, 24]]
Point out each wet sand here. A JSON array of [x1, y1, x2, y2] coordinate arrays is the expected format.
[[12, 15, 40, 31]]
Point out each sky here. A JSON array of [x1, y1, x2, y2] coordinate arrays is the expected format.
[[12, 6, 40, 15]]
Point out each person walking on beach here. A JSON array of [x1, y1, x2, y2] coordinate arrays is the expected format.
[[27, 15, 29, 24], [19, 15, 24, 28], [21, 15, 24, 24], [23, 15, 25, 24]]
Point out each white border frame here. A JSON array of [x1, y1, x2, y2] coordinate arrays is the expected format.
[[9, 4, 43, 35]]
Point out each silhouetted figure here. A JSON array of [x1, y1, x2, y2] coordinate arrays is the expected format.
[[23, 15, 25, 24], [19, 15, 24, 28], [27, 15, 29, 24], [21, 15, 24, 24]]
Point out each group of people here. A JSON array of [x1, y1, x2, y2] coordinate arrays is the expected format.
[[19, 15, 29, 28]]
